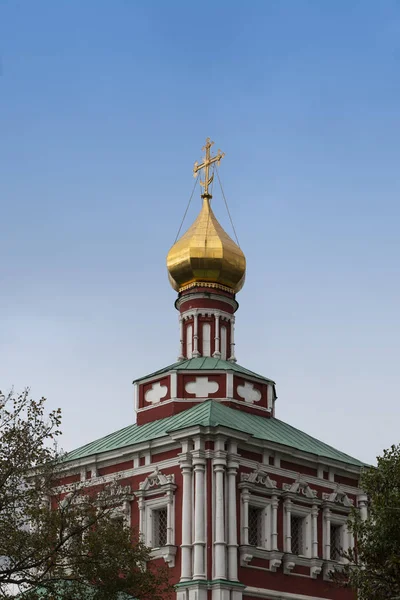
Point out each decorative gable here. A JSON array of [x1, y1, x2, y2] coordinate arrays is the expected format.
[[241, 467, 277, 489], [322, 485, 354, 507], [283, 475, 318, 499], [138, 466, 175, 491]]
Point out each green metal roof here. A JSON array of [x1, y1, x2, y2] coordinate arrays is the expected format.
[[66, 400, 364, 468], [133, 356, 275, 384]]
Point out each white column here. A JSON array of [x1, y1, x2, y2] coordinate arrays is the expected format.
[[193, 313, 200, 357], [241, 489, 250, 545], [324, 506, 331, 560], [213, 314, 221, 357], [227, 444, 239, 581], [178, 316, 185, 360], [358, 494, 368, 521], [167, 490, 174, 545], [284, 499, 292, 553], [192, 446, 206, 579], [228, 317, 236, 362], [311, 505, 319, 558], [179, 452, 192, 581], [271, 495, 279, 551], [213, 439, 227, 580], [138, 496, 145, 541]]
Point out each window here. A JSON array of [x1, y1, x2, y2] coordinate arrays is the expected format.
[[330, 523, 342, 561], [186, 325, 193, 358], [291, 515, 305, 555], [248, 506, 262, 547], [221, 325, 227, 360], [152, 507, 168, 548], [202, 323, 211, 357]]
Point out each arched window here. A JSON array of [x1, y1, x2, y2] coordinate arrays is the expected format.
[[221, 325, 227, 360], [186, 324, 193, 359], [202, 323, 211, 357]]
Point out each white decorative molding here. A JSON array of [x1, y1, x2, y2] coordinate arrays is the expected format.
[[284, 560, 296, 574], [145, 382, 168, 404], [283, 475, 318, 499], [237, 381, 261, 403], [270, 557, 282, 572], [139, 466, 175, 491], [311, 564, 322, 578], [151, 545, 177, 567], [322, 485, 354, 507], [241, 468, 277, 489], [185, 376, 219, 398]]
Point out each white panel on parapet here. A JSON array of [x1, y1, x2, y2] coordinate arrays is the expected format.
[[185, 377, 219, 398], [145, 382, 168, 404], [237, 381, 261, 403]]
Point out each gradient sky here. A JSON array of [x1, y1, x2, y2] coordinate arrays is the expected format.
[[1, 1, 399, 465]]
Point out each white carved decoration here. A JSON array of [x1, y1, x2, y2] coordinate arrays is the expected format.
[[139, 466, 175, 491], [270, 558, 282, 572], [145, 382, 168, 404], [185, 376, 219, 398], [241, 468, 277, 489], [322, 485, 354, 507], [283, 475, 318, 498], [237, 381, 262, 403]]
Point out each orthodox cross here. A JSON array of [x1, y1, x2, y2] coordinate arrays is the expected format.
[[193, 138, 225, 197]]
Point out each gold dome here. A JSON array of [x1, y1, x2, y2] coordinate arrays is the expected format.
[[167, 196, 246, 294]]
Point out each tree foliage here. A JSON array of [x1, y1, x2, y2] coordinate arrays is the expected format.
[[335, 444, 400, 600], [0, 389, 171, 600]]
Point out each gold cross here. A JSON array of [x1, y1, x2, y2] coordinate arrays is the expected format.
[[193, 138, 225, 197]]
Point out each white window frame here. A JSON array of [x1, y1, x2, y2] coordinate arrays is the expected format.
[[143, 495, 174, 549], [324, 511, 350, 564], [285, 503, 312, 558], [186, 324, 193, 358], [220, 325, 227, 360], [202, 322, 211, 357], [241, 494, 274, 551], [135, 469, 177, 567]]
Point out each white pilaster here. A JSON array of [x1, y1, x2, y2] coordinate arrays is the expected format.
[[311, 505, 319, 558], [323, 507, 331, 560], [228, 317, 236, 362], [241, 488, 250, 545], [213, 438, 227, 580], [271, 495, 279, 551], [213, 314, 221, 358], [138, 496, 145, 541], [227, 442, 239, 581], [192, 440, 206, 579], [284, 498, 292, 553], [358, 494, 368, 521], [179, 450, 193, 581], [178, 316, 185, 360], [193, 313, 200, 357]]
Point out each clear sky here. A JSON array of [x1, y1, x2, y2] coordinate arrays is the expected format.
[[1, 1, 399, 465]]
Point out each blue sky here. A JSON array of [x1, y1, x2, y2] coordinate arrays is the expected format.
[[1, 1, 399, 464]]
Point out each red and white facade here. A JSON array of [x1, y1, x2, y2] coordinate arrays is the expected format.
[[63, 278, 365, 600]]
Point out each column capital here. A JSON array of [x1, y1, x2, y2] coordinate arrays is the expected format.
[[178, 452, 193, 469], [311, 505, 319, 516], [284, 498, 292, 510], [192, 449, 206, 466], [227, 456, 240, 472], [357, 493, 368, 507], [271, 494, 279, 508]]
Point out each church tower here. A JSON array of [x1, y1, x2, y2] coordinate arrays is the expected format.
[[65, 139, 366, 600]]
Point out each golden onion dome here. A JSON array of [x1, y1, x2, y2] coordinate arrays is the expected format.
[[167, 195, 246, 294]]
